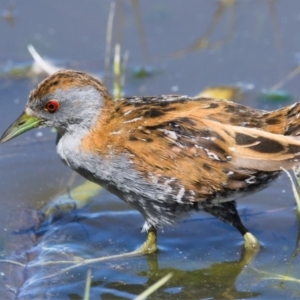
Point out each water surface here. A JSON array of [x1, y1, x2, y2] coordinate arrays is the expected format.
[[1, 1, 300, 299]]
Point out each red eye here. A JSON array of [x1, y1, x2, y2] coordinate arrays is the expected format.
[[45, 100, 59, 113]]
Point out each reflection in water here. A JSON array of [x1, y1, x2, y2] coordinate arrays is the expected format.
[[130, 0, 150, 65], [165, 0, 236, 60], [0, 205, 262, 299], [267, 0, 282, 52], [2, 193, 300, 298], [106, 250, 260, 300], [163, 0, 281, 61]]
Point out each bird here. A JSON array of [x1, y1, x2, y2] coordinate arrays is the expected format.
[[2, 69, 300, 254]]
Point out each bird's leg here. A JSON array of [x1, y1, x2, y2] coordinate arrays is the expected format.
[[201, 200, 260, 250], [133, 226, 157, 254]]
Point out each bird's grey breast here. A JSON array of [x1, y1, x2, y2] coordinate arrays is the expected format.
[[56, 135, 190, 227]]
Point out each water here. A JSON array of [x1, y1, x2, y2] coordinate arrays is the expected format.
[[0, 1, 300, 299]]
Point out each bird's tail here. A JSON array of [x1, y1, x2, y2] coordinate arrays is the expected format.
[[283, 102, 300, 136], [264, 102, 300, 136]]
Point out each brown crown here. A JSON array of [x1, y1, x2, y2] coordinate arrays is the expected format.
[[28, 70, 111, 102]]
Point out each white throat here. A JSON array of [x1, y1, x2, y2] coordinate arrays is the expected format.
[[56, 125, 90, 169]]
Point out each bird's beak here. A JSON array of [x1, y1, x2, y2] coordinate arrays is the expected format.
[[0, 111, 41, 143]]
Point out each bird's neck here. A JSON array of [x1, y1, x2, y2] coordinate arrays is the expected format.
[[55, 123, 90, 165], [55, 118, 94, 144]]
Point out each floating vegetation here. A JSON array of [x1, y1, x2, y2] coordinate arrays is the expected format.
[[2, 62, 32, 78], [83, 269, 92, 300], [134, 273, 173, 300], [27, 44, 61, 75], [131, 65, 156, 79], [1, 45, 63, 79], [71, 269, 172, 300], [252, 267, 300, 285], [259, 89, 291, 102], [198, 86, 242, 101], [40, 180, 102, 222]]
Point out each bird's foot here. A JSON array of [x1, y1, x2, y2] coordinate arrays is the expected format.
[[133, 229, 157, 254], [243, 232, 260, 250]]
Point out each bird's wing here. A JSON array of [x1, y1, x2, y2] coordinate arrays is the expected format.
[[124, 116, 300, 202], [83, 97, 300, 203]]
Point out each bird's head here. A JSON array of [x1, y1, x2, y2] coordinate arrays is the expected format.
[[1, 70, 110, 143]]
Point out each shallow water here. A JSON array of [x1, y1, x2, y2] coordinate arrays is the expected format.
[[1, 1, 300, 299]]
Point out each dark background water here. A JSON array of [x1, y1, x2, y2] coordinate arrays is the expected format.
[[0, 1, 300, 299]]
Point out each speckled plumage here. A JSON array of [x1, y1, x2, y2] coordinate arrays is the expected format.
[[3, 69, 300, 250]]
